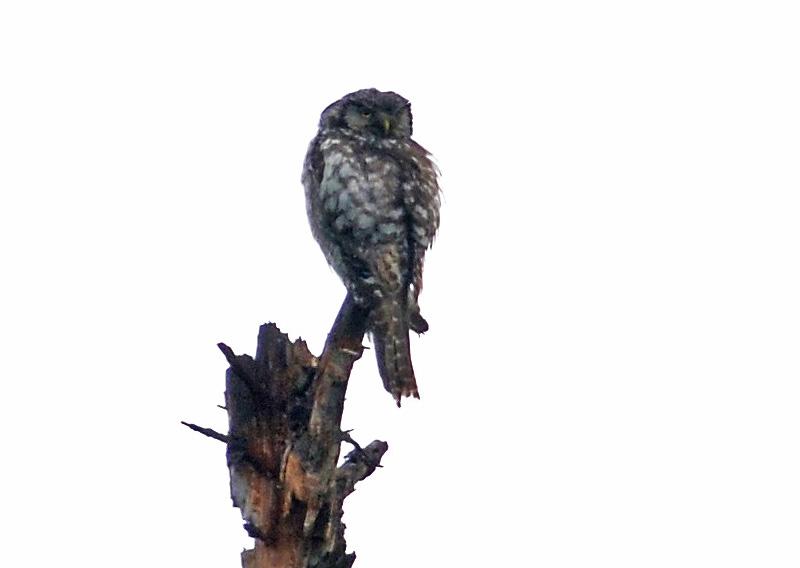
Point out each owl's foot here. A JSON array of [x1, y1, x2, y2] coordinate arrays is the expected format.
[[409, 311, 429, 334]]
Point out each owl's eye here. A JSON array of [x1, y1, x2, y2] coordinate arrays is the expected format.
[[360, 110, 372, 118]]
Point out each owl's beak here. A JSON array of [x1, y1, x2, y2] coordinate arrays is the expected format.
[[382, 116, 392, 134]]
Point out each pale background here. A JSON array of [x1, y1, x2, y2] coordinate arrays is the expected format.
[[1, 1, 798, 567]]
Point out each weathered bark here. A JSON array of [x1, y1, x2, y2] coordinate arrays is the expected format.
[[184, 295, 388, 568]]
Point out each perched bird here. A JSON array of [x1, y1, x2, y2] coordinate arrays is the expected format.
[[302, 88, 441, 404]]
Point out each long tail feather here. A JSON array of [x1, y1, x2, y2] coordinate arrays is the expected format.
[[371, 297, 418, 405]]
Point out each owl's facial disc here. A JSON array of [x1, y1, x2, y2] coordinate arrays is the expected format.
[[321, 89, 412, 137], [344, 104, 398, 136]]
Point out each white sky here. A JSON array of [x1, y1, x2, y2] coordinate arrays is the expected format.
[[1, 1, 798, 567]]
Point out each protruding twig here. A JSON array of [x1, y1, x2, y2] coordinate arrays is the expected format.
[[217, 342, 263, 402], [181, 421, 230, 444], [217, 342, 237, 364], [339, 429, 381, 468], [340, 439, 388, 480]]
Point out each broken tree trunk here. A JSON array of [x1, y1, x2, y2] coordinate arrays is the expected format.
[[183, 295, 388, 568]]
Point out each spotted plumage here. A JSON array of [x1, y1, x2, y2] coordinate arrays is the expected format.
[[302, 88, 441, 403]]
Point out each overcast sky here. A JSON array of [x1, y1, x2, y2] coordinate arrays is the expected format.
[[1, 2, 798, 567]]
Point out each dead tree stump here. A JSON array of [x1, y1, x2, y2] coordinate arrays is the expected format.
[[184, 295, 388, 568]]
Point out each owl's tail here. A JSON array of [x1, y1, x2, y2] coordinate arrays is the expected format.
[[371, 296, 419, 406]]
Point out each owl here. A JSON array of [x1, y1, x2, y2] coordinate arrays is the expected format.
[[302, 88, 441, 404]]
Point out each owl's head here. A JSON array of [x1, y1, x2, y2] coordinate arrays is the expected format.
[[319, 88, 413, 138]]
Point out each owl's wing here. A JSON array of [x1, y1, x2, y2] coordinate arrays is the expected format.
[[403, 141, 441, 328]]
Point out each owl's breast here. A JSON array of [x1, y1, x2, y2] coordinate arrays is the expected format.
[[316, 143, 407, 244]]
